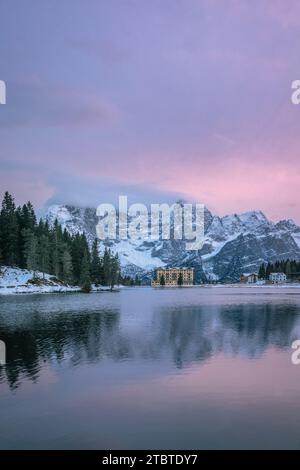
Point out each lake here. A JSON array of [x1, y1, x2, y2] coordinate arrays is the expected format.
[[1, 287, 300, 449]]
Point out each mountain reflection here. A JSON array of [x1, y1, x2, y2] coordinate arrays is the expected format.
[[0, 301, 299, 389], [154, 304, 299, 368]]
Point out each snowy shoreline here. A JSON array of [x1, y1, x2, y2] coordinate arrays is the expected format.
[[198, 283, 300, 289], [0, 267, 123, 296], [1, 267, 300, 296]]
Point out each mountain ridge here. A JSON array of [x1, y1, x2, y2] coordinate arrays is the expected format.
[[44, 204, 300, 283]]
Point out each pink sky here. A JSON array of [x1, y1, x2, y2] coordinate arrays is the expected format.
[[1, 0, 300, 223]]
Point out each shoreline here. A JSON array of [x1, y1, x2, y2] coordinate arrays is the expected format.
[[0, 286, 123, 296], [0, 266, 125, 296], [1, 283, 300, 296]]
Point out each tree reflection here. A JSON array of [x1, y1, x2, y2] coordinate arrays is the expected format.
[[0, 301, 299, 389]]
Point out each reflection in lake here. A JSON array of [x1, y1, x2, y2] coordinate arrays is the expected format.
[[0, 296, 299, 388], [1, 288, 300, 449]]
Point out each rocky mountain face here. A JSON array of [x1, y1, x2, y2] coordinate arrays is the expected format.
[[44, 205, 300, 283]]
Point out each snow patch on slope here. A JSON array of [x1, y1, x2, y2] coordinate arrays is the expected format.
[[0, 266, 79, 295], [292, 233, 300, 249], [99, 240, 165, 270]]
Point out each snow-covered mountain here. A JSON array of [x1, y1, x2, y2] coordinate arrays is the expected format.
[[44, 204, 300, 282]]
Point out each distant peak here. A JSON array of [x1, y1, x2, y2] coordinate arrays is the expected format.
[[239, 210, 267, 219]]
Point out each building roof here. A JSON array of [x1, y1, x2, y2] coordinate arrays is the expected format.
[[158, 267, 194, 271]]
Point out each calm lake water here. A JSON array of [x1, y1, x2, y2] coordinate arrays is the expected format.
[[1, 287, 300, 450]]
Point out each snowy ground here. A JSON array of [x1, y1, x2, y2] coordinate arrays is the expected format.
[[198, 283, 300, 289], [1, 266, 299, 295], [0, 267, 80, 295], [0, 267, 124, 295]]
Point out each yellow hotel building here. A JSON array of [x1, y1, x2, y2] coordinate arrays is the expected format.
[[151, 267, 194, 287]]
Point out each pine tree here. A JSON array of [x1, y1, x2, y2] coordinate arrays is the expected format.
[[177, 272, 183, 286], [51, 224, 59, 278], [160, 274, 165, 286], [23, 229, 39, 276], [102, 247, 111, 286], [71, 234, 83, 284], [110, 253, 120, 290], [80, 250, 91, 293], [0, 192, 18, 266], [258, 263, 266, 279], [62, 249, 73, 284], [17, 202, 36, 268], [20, 202, 36, 231], [38, 234, 50, 278], [265, 262, 272, 279], [91, 238, 101, 285], [71, 233, 90, 284], [286, 260, 291, 279]]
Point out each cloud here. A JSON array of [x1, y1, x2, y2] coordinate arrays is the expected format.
[[0, 77, 121, 129], [44, 173, 186, 209]]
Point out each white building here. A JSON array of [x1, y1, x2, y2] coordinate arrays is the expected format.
[[269, 272, 287, 284]]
